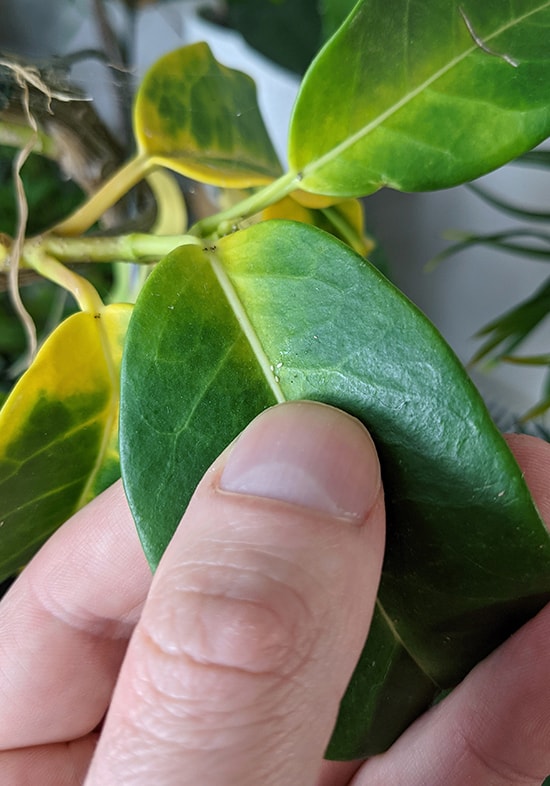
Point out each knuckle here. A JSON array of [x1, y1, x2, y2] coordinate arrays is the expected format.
[[142, 556, 321, 678], [125, 553, 328, 738]]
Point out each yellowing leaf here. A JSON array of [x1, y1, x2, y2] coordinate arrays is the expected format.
[[134, 43, 282, 188], [0, 304, 131, 581], [262, 196, 374, 256]]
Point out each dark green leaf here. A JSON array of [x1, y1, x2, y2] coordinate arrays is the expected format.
[[211, 0, 323, 75], [120, 221, 550, 758], [320, 0, 358, 39], [288, 0, 550, 198]]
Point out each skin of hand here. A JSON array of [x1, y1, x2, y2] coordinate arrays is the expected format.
[[0, 402, 548, 786]]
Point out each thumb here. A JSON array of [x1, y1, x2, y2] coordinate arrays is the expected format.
[[85, 401, 385, 786]]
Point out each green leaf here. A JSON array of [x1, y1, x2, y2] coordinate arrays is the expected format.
[[216, 0, 323, 75], [320, 0, 359, 39], [133, 42, 282, 188], [288, 0, 550, 198], [0, 304, 131, 581], [120, 221, 550, 758]]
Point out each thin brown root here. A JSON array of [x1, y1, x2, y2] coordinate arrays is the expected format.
[[8, 78, 38, 368]]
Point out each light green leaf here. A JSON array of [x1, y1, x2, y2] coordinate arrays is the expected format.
[[288, 0, 550, 197], [134, 42, 282, 187], [0, 304, 131, 581], [120, 221, 550, 758]]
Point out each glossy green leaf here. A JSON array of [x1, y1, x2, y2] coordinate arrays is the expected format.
[[0, 304, 131, 581], [288, 0, 550, 198], [134, 42, 282, 187], [120, 221, 550, 758]]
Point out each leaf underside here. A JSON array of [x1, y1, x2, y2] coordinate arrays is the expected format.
[[120, 221, 550, 758]]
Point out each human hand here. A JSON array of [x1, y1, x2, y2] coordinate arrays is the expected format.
[[0, 402, 549, 786]]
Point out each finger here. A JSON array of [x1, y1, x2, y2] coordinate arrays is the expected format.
[[0, 735, 97, 786], [351, 600, 550, 786], [85, 401, 386, 786], [505, 432, 550, 524], [350, 432, 550, 786], [0, 481, 151, 749]]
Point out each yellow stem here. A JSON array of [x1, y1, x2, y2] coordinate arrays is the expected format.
[[52, 151, 153, 236], [146, 169, 188, 235], [24, 244, 104, 313]]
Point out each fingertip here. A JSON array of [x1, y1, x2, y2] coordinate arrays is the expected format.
[[219, 401, 382, 523]]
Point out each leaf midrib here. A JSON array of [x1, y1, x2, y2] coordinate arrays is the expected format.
[[375, 598, 438, 685], [208, 242, 435, 682], [300, 1, 550, 181], [208, 250, 286, 405]]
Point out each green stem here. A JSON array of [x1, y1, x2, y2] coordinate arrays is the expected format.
[[38, 232, 202, 264], [52, 151, 153, 236], [0, 121, 58, 158], [320, 205, 364, 254], [190, 170, 301, 238]]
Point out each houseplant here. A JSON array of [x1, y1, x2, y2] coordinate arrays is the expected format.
[[1, 0, 550, 761]]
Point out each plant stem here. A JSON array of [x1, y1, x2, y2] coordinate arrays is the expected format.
[[24, 245, 104, 314], [146, 169, 188, 234], [320, 205, 369, 255], [37, 232, 202, 264], [189, 170, 301, 238], [52, 151, 152, 236], [0, 121, 58, 158], [0, 232, 201, 273]]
